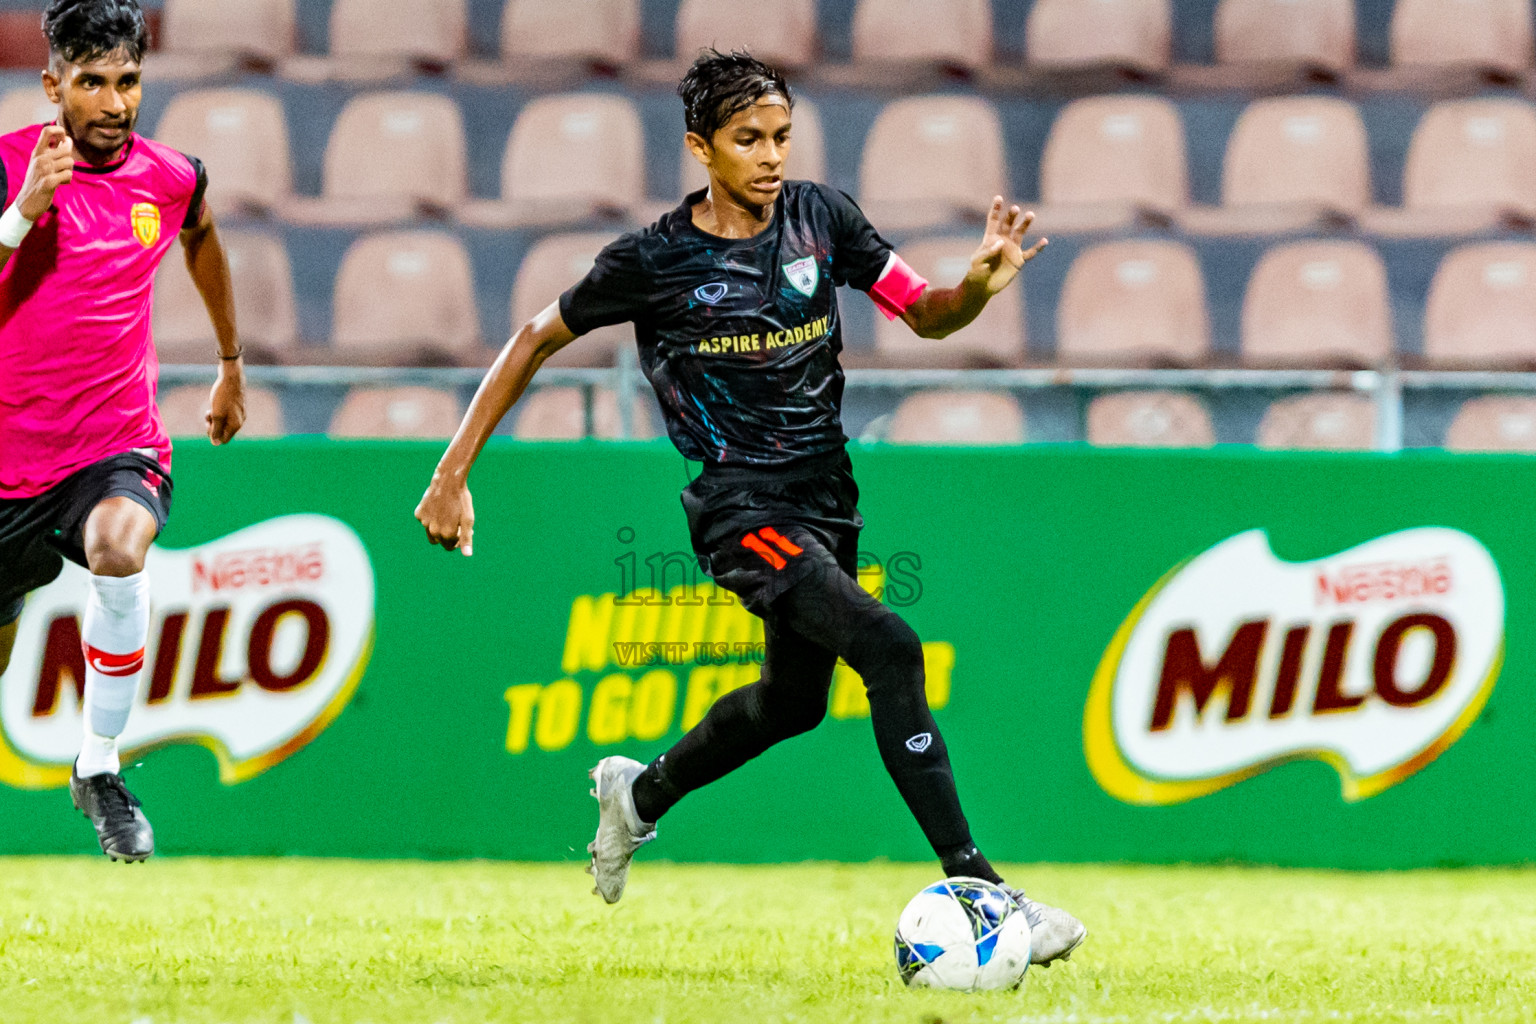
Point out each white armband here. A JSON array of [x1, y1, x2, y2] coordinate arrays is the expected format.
[[0, 204, 34, 248]]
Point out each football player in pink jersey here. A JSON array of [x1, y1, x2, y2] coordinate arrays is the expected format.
[[0, 0, 246, 861]]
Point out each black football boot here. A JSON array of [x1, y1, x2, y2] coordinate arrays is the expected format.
[[70, 764, 154, 862]]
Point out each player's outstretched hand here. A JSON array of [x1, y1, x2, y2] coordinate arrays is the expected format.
[[206, 362, 246, 445], [416, 477, 474, 558], [17, 126, 74, 223], [966, 197, 1047, 298]]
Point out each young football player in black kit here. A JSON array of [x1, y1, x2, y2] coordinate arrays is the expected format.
[[416, 51, 1086, 965]]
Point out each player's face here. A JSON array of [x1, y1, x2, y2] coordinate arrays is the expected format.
[[42, 50, 143, 164], [692, 96, 792, 211]]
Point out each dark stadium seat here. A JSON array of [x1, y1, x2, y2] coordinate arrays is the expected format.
[[1391, 0, 1532, 77], [512, 386, 658, 440], [1056, 241, 1210, 367], [329, 387, 463, 439], [1035, 95, 1187, 236], [161, 0, 297, 65], [510, 233, 632, 368], [153, 88, 292, 216], [676, 0, 817, 69], [1256, 392, 1377, 450], [460, 93, 645, 229], [1241, 241, 1393, 369], [0, 88, 57, 137], [886, 390, 1026, 445], [283, 92, 468, 227], [850, 0, 993, 71], [0, 11, 51, 70], [160, 383, 284, 438], [1086, 391, 1216, 448], [680, 97, 824, 197], [1213, 0, 1355, 73], [502, 0, 641, 69], [857, 95, 1005, 231], [329, 0, 467, 70], [873, 236, 1024, 368], [1444, 396, 1536, 453], [1423, 244, 1536, 368], [153, 230, 298, 364], [1181, 96, 1370, 236], [1025, 0, 1171, 74], [329, 231, 484, 366]]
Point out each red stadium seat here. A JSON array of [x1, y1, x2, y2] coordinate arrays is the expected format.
[[886, 391, 1026, 445], [1087, 391, 1215, 448], [0, 12, 50, 70], [511, 233, 633, 368], [153, 88, 292, 215], [1257, 393, 1377, 450], [330, 231, 484, 366], [681, 96, 825, 197], [1423, 244, 1536, 368], [0, 88, 57, 137], [502, 0, 640, 68], [873, 236, 1024, 368], [329, 387, 462, 439], [1036, 95, 1187, 235], [1242, 241, 1392, 368], [1391, 0, 1532, 76], [153, 231, 298, 365], [160, 383, 284, 438], [161, 0, 297, 64], [329, 0, 467, 67], [1056, 241, 1210, 366], [858, 95, 1006, 231], [1444, 396, 1536, 453], [1026, 0, 1171, 73], [513, 386, 658, 440], [850, 0, 993, 70], [676, 0, 817, 68]]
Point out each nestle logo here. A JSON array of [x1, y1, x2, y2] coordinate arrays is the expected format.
[[192, 545, 324, 593], [1316, 557, 1452, 607]]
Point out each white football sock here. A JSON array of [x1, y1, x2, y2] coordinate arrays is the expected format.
[[76, 572, 150, 778]]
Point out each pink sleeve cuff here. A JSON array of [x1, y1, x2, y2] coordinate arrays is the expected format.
[[868, 253, 928, 321]]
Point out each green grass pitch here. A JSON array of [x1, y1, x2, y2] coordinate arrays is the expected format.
[[1, 858, 1533, 1024]]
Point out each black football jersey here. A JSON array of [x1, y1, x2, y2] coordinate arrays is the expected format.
[[559, 181, 895, 468]]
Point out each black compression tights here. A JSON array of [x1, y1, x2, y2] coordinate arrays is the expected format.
[[629, 561, 1002, 884]]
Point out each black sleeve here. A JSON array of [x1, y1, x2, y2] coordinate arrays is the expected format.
[[557, 231, 652, 336], [179, 152, 208, 230], [817, 184, 894, 292], [0, 157, 8, 210]]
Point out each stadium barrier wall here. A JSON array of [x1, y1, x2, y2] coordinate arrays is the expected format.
[[0, 441, 1529, 869]]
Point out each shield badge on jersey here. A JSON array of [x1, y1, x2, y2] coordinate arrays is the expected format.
[[130, 202, 161, 248], [782, 256, 819, 298]]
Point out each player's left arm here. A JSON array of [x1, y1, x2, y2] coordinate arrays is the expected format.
[[179, 201, 246, 445], [899, 197, 1047, 340]]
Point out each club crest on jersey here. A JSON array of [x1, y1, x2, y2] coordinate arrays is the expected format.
[[694, 282, 728, 304], [782, 256, 819, 298], [130, 202, 161, 248]]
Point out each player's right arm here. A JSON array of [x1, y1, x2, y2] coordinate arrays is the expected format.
[[0, 126, 74, 269], [414, 302, 578, 557]]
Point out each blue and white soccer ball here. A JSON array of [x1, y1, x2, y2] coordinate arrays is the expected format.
[[894, 877, 1033, 991]]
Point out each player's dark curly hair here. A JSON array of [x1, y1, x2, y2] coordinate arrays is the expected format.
[[678, 49, 793, 141], [43, 0, 148, 66]]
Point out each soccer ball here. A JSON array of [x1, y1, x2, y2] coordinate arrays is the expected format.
[[893, 877, 1032, 991]]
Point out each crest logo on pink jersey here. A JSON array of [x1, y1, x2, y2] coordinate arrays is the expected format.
[[130, 202, 160, 247]]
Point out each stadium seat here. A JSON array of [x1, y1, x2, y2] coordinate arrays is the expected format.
[[329, 0, 467, 69], [1086, 391, 1215, 448], [850, 0, 993, 70], [858, 95, 1006, 231], [873, 237, 1024, 368], [1026, 0, 1171, 74], [512, 386, 658, 440], [886, 390, 1026, 445], [511, 233, 633, 368], [502, 0, 640, 68], [0, 88, 57, 137], [1423, 244, 1536, 368], [1256, 392, 1377, 450], [284, 92, 468, 226], [1036, 95, 1187, 235], [0, 12, 50, 70], [1056, 241, 1210, 366], [461, 94, 645, 229], [159, 383, 284, 438], [1364, 99, 1536, 237], [153, 231, 298, 365], [681, 97, 824, 197], [1213, 0, 1355, 72], [1391, 0, 1532, 77], [161, 0, 296, 65], [1444, 396, 1536, 453], [1181, 96, 1369, 235], [329, 387, 462, 439], [676, 0, 817, 68], [330, 232, 484, 366], [1241, 241, 1392, 368], [153, 88, 292, 215]]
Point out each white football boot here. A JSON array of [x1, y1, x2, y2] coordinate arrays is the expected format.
[[586, 756, 656, 904], [1004, 887, 1087, 966]]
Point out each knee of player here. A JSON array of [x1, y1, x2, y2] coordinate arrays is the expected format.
[[849, 614, 924, 681], [85, 538, 147, 577], [776, 696, 829, 737]]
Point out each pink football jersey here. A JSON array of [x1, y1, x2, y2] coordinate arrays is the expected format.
[[0, 124, 205, 498]]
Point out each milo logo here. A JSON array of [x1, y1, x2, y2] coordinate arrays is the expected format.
[[1084, 528, 1504, 805]]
